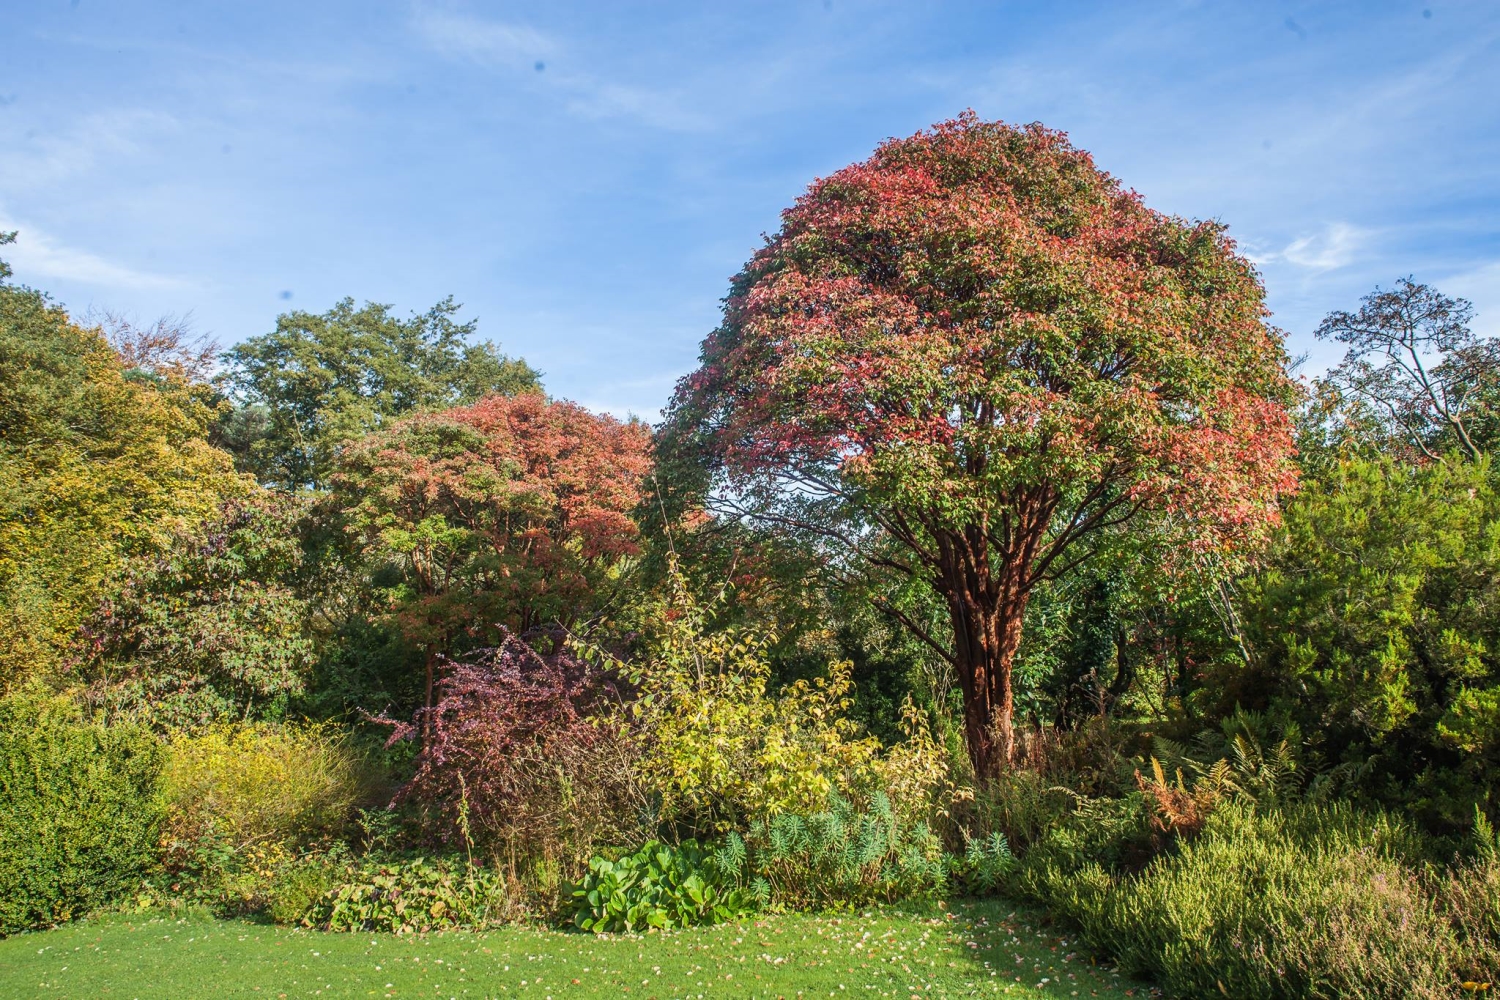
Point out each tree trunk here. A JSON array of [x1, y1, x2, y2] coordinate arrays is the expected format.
[[937, 528, 1033, 781]]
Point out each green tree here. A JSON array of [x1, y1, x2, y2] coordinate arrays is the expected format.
[[73, 491, 315, 727], [1244, 453, 1500, 830], [222, 297, 540, 490]]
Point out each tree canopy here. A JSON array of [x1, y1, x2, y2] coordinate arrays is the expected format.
[[333, 391, 653, 711], [223, 297, 541, 490], [1316, 278, 1498, 461], [0, 282, 243, 688]]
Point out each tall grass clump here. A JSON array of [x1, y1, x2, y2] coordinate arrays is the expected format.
[[0, 694, 165, 934], [162, 721, 373, 848]]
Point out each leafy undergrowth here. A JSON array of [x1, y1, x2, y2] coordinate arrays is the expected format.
[[0, 899, 1151, 998]]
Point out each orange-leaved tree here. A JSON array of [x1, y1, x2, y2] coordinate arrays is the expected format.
[[334, 391, 652, 714], [666, 114, 1299, 777]]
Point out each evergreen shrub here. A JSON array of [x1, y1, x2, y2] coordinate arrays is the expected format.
[[0, 695, 165, 934]]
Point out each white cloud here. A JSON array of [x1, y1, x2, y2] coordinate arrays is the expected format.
[[0, 110, 179, 193], [1249, 222, 1372, 272], [0, 217, 187, 291], [412, 7, 555, 68], [564, 82, 710, 132], [411, 4, 708, 132]]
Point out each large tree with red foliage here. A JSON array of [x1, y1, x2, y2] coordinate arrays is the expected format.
[[666, 114, 1298, 777], [334, 391, 652, 713]]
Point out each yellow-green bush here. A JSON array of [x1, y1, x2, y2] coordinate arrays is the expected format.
[[874, 696, 973, 829], [162, 722, 372, 848], [616, 572, 879, 833]]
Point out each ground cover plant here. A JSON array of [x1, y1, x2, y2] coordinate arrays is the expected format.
[[0, 901, 1145, 999]]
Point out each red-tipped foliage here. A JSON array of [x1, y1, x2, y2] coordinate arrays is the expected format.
[[335, 391, 653, 712], [669, 114, 1299, 776], [379, 637, 642, 860]]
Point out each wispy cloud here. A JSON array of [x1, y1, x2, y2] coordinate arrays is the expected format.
[[0, 217, 188, 291], [563, 82, 709, 132], [1249, 223, 1372, 272], [413, 8, 554, 68], [0, 110, 179, 192], [410, 4, 708, 131]]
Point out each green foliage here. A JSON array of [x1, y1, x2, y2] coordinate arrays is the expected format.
[[222, 297, 540, 490], [306, 857, 511, 933], [149, 837, 350, 920], [1442, 860, 1500, 987], [1015, 801, 1474, 1000], [0, 285, 241, 687], [1009, 794, 1157, 904], [160, 722, 372, 850], [1243, 453, 1500, 829], [262, 851, 350, 926], [609, 560, 881, 834], [75, 492, 315, 726], [568, 840, 755, 933], [715, 793, 1011, 910], [0, 695, 165, 934], [964, 768, 1081, 853]]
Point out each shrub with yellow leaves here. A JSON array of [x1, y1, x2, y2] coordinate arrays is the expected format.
[[595, 558, 880, 835]]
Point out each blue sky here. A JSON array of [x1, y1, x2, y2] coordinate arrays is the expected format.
[[2, 1, 1497, 418]]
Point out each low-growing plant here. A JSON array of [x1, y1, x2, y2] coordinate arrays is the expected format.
[[306, 857, 512, 933], [1021, 801, 1460, 1000], [1440, 855, 1500, 989], [147, 836, 354, 920], [960, 767, 1076, 852], [1009, 791, 1158, 901], [1439, 812, 1500, 987], [568, 840, 754, 933], [0, 694, 165, 934], [263, 850, 351, 925], [719, 793, 957, 909], [950, 830, 1018, 894]]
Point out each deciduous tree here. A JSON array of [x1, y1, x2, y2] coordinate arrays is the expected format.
[[1316, 278, 1498, 461], [73, 491, 315, 726], [0, 280, 242, 688], [223, 297, 540, 490], [333, 391, 652, 713], [667, 114, 1298, 776]]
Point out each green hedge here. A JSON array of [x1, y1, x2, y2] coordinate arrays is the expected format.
[[0, 696, 165, 934]]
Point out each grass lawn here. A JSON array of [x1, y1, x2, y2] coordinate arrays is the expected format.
[[0, 900, 1151, 999]]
